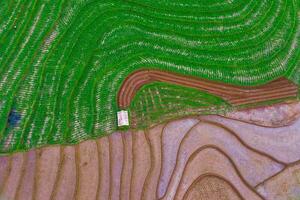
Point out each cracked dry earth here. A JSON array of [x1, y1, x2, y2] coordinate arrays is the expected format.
[[0, 102, 300, 200]]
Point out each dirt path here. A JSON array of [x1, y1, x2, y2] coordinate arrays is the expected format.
[[118, 69, 298, 109]]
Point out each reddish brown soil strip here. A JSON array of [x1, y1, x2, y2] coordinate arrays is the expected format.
[[130, 130, 151, 200], [108, 132, 124, 200], [118, 69, 298, 108], [77, 141, 99, 200], [0, 156, 11, 192], [96, 137, 110, 200], [52, 146, 76, 200], [142, 125, 164, 200], [16, 150, 36, 200], [1, 153, 24, 200], [34, 147, 61, 200], [120, 131, 133, 200]]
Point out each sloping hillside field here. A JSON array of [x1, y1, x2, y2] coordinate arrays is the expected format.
[[0, 0, 299, 153]]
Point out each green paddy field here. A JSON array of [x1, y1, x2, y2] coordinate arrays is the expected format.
[[0, 0, 299, 153]]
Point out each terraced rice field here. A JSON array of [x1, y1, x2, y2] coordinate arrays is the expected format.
[[0, 0, 300, 153], [1, 104, 300, 200]]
